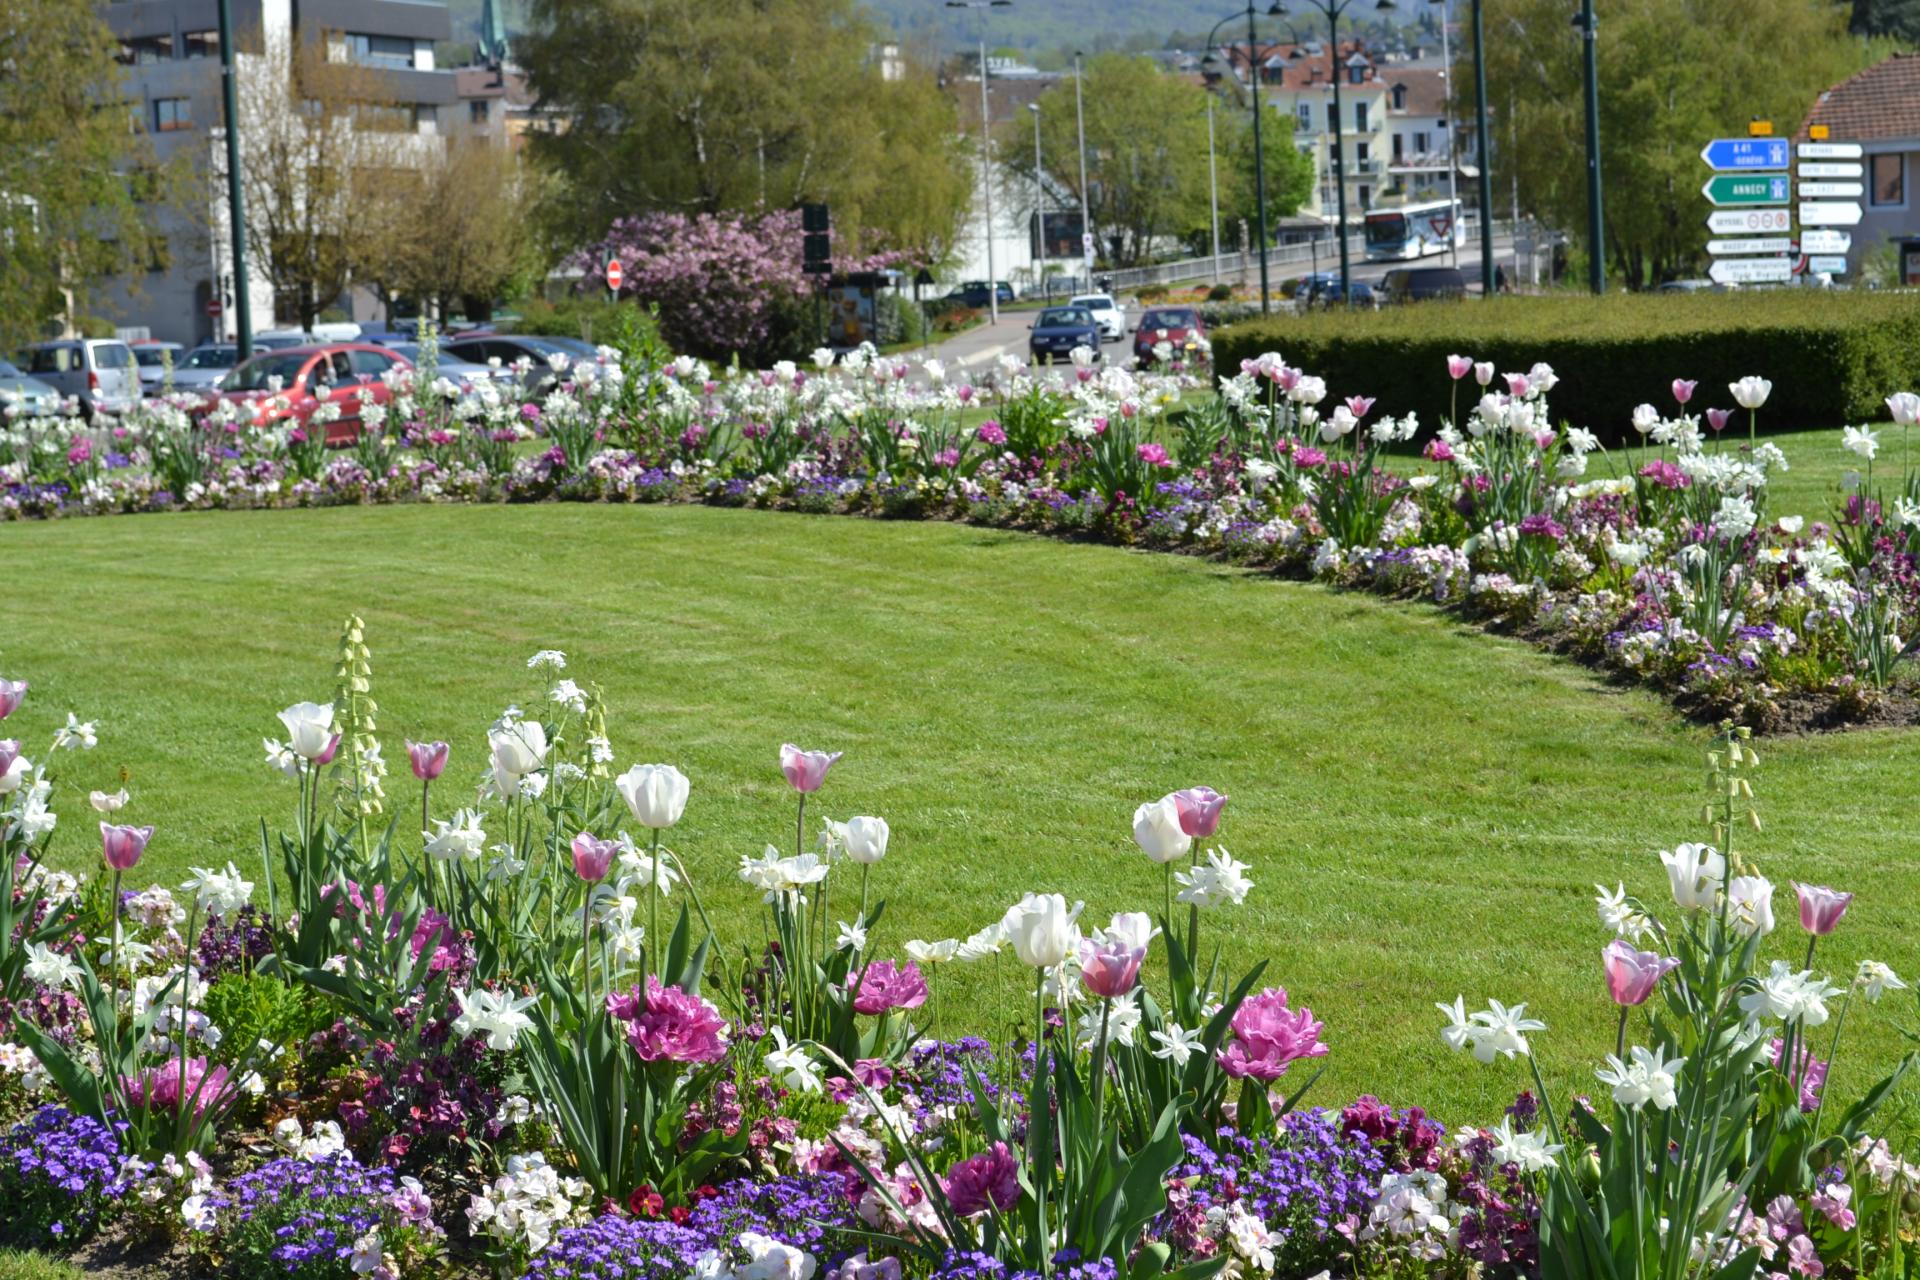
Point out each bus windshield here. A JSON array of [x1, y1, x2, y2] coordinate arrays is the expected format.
[[1365, 214, 1410, 246]]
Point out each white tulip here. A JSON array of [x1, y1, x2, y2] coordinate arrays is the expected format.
[[1002, 892, 1083, 969], [1659, 843, 1724, 911], [1730, 376, 1772, 410], [614, 763, 690, 829], [278, 702, 336, 760], [842, 815, 890, 864], [489, 720, 548, 779], [1131, 797, 1191, 864]]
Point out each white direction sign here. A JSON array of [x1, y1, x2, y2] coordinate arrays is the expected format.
[[1710, 257, 1794, 285], [1799, 180, 1864, 198], [1800, 201, 1864, 226], [1706, 208, 1792, 234], [1808, 255, 1849, 274], [1707, 236, 1794, 256], [1799, 161, 1863, 179], [1798, 141, 1863, 159], [1801, 229, 1852, 254]]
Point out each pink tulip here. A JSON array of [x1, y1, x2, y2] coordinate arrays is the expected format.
[[1447, 354, 1473, 380], [1079, 936, 1146, 999], [571, 832, 618, 882], [1603, 938, 1679, 1006], [406, 740, 450, 781], [314, 733, 342, 766], [1672, 379, 1697, 406], [1505, 373, 1530, 398], [850, 959, 928, 1015], [1792, 883, 1853, 936], [1275, 365, 1302, 392], [780, 743, 842, 793], [1705, 408, 1731, 434], [0, 740, 20, 775], [0, 679, 24, 721], [101, 822, 154, 872], [1345, 395, 1375, 418], [944, 1142, 1021, 1217], [1170, 786, 1227, 838], [1216, 987, 1328, 1081]]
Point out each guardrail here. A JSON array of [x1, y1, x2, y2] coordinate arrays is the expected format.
[[1096, 218, 1509, 292]]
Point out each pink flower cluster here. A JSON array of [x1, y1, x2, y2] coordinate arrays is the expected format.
[[608, 976, 729, 1064], [122, 1056, 231, 1118], [1215, 986, 1328, 1082]]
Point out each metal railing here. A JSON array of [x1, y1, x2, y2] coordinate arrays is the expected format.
[[1097, 217, 1507, 292]]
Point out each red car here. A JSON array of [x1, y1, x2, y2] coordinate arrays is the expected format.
[[1131, 306, 1207, 364], [205, 343, 413, 445]]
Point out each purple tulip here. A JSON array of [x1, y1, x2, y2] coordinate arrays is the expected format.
[[1793, 883, 1853, 936], [943, 1142, 1020, 1217], [780, 743, 842, 793], [405, 739, 449, 781], [1079, 936, 1145, 999], [1705, 408, 1732, 434], [571, 832, 618, 883], [1171, 786, 1228, 839], [1346, 395, 1375, 418], [849, 960, 927, 1015], [101, 822, 155, 871], [0, 679, 24, 721], [1603, 938, 1679, 1007], [1672, 378, 1697, 406]]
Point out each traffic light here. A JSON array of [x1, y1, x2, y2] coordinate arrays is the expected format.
[[802, 203, 830, 275]]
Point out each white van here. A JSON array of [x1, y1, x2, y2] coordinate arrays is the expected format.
[[20, 338, 141, 417]]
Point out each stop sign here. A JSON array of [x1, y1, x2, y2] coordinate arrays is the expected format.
[[606, 259, 623, 291]]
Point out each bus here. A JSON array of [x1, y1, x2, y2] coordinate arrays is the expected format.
[[1363, 199, 1465, 262]]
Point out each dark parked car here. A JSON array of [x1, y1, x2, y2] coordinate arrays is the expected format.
[[1027, 305, 1102, 365], [1303, 279, 1378, 309], [440, 334, 599, 398], [1379, 266, 1468, 304], [1131, 306, 1207, 364], [944, 281, 1015, 308]]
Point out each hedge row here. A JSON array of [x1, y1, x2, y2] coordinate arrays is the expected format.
[[1210, 292, 1920, 440]]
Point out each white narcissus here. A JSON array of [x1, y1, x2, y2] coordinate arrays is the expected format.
[[1001, 892, 1083, 969], [615, 763, 690, 829], [278, 701, 336, 760]]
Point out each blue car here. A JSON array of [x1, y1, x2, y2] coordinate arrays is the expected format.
[[1027, 306, 1102, 365]]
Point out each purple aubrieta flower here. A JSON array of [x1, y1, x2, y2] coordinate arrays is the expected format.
[[0, 1106, 129, 1246]]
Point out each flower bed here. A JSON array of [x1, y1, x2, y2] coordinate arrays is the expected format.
[[7, 335, 1920, 732], [0, 638, 1917, 1280]]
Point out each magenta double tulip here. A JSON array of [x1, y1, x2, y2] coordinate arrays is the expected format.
[[0, 679, 24, 721], [1216, 987, 1327, 1081], [1602, 938, 1680, 1006], [405, 739, 450, 781], [101, 822, 155, 872], [850, 959, 928, 1015], [1171, 786, 1228, 839], [570, 832, 618, 882], [1792, 883, 1853, 936], [943, 1141, 1021, 1217], [780, 743, 842, 793], [608, 976, 729, 1064]]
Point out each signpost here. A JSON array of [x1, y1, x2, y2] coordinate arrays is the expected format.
[[1706, 208, 1791, 234], [1706, 237, 1793, 256], [1701, 175, 1792, 206], [1801, 229, 1852, 254], [1799, 201, 1864, 227], [1709, 257, 1794, 285], [205, 299, 223, 319], [1700, 138, 1791, 170]]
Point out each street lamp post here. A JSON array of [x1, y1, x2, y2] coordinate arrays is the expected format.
[[1470, 0, 1495, 295], [948, 0, 1012, 322], [1073, 51, 1092, 291], [1429, 0, 1460, 269], [1202, 2, 1283, 314], [1028, 103, 1046, 299], [216, 0, 252, 357], [1575, 0, 1604, 293], [1207, 96, 1222, 283]]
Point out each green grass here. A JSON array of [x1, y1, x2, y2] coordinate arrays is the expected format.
[[4, 449, 1918, 1123], [0, 1250, 85, 1280]]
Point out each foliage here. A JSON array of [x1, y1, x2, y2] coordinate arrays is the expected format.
[[0, 1, 162, 349], [197, 971, 332, 1067], [510, 297, 659, 348], [1212, 292, 1920, 440], [0, 1251, 85, 1280], [1221, 101, 1316, 245], [1477, 0, 1871, 288], [518, 0, 970, 264]]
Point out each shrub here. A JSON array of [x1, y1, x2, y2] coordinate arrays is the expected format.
[[1206, 283, 1234, 302], [1212, 291, 1920, 439], [507, 298, 659, 351]]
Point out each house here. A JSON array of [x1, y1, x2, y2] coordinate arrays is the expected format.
[[1217, 40, 1390, 225], [1796, 53, 1920, 282], [1382, 68, 1454, 202]]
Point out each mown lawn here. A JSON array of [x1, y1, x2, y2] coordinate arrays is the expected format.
[[3, 442, 1917, 1123]]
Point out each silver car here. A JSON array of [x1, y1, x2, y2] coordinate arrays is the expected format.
[[170, 343, 242, 392], [19, 338, 141, 416], [131, 341, 187, 390], [0, 359, 64, 418]]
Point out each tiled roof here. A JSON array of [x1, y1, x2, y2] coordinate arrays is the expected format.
[[1797, 54, 1920, 142], [1384, 67, 1448, 117]]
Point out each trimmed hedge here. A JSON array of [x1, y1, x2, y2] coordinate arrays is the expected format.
[[1211, 292, 1920, 440]]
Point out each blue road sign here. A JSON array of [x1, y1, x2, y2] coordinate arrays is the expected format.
[[1699, 138, 1791, 171]]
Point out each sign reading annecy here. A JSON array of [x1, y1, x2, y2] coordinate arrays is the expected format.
[[1701, 175, 1792, 206]]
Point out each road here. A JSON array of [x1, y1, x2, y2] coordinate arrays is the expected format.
[[921, 231, 1521, 380]]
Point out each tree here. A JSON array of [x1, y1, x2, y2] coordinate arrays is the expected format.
[[1222, 99, 1317, 245], [361, 139, 547, 322], [1851, 0, 1920, 39], [999, 53, 1212, 266], [1478, 0, 1870, 289], [224, 28, 413, 330], [0, 1, 161, 346], [517, 0, 971, 264]]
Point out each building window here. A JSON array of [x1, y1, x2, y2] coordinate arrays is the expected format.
[[182, 30, 218, 59], [1871, 153, 1904, 207], [153, 98, 192, 132], [1392, 134, 1403, 160], [1327, 102, 1337, 132], [1357, 141, 1370, 166], [1413, 130, 1429, 153], [1348, 64, 1364, 85], [345, 33, 416, 68], [1354, 101, 1368, 131], [1358, 185, 1371, 207], [117, 35, 174, 65], [1392, 84, 1406, 109], [470, 99, 490, 125]]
